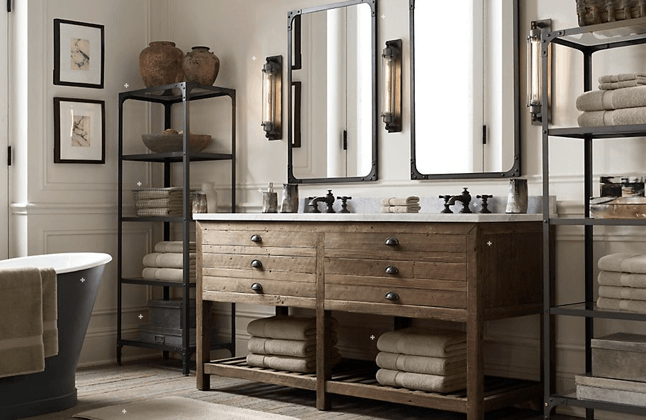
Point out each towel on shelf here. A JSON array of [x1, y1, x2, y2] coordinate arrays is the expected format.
[[598, 270, 646, 288], [599, 73, 646, 83], [597, 296, 646, 313], [0, 267, 46, 379], [576, 86, 646, 111], [142, 252, 196, 269], [380, 197, 420, 206], [133, 187, 183, 200], [377, 327, 466, 358], [599, 285, 646, 300], [154, 241, 196, 253], [578, 107, 646, 127], [40, 267, 58, 358], [375, 368, 466, 393], [375, 352, 466, 376], [248, 336, 338, 358], [142, 267, 196, 282], [247, 315, 338, 341], [135, 198, 182, 209], [380, 205, 421, 214], [598, 253, 646, 273], [136, 207, 183, 217], [600, 79, 646, 90], [246, 348, 341, 374]]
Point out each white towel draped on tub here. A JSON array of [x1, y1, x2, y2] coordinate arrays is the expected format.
[[0, 267, 58, 379]]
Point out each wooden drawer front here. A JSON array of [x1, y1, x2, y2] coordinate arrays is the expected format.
[[325, 283, 466, 309], [325, 258, 466, 282], [201, 226, 315, 249], [202, 276, 315, 298]]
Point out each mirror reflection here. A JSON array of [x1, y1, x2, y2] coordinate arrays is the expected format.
[[410, 0, 520, 179], [288, 0, 377, 183]]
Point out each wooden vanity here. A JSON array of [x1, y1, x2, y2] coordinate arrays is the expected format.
[[195, 213, 544, 419]]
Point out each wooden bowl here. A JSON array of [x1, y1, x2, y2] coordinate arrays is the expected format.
[[142, 133, 211, 153]]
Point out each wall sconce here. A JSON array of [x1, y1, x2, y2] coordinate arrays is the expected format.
[[527, 19, 551, 125], [382, 39, 402, 133], [262, 55, 282, 140]]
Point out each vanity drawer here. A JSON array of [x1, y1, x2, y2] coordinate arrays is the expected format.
[[202, 276, 315, 299], [201, 253, 316, 279], [201, 225, 316, 249], [324, 257, 466, 281]]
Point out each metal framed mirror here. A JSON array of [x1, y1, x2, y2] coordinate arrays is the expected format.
[[410, 0, 521, 180], [287, 0, 378, 184]]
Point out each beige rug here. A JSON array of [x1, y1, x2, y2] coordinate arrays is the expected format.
[[73, 396, 300, 420]]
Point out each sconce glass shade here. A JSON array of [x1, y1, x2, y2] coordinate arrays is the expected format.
[[527, 20, 551, 125], [382, 39, 402, 133], [262, 55, 282, 140]]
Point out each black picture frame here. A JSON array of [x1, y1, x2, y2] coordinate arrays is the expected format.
[[54, 19, 105, 89], [54, 97, 106, 164]]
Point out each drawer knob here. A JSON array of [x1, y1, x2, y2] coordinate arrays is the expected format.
[[385, 291, 400, 301], [251, 283, 263, 293], [384, 237, 399, 246], [251, 259, 263, 268], [250, 234, 262, 243], [385, 265, 399, 275]]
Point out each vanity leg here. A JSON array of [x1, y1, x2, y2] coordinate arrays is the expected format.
[[276, 306, 289, 316], [316, 310, 332, 410], [466, 232, 484, 420], [197, 299, 212, 391]]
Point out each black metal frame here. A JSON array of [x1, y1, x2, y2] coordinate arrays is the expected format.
[[541, 17, 646, 419], [117, 82, 236, 375], [287, 0, 378, 184], [409, 0, 521, 180], [53, 19, 105, 89]]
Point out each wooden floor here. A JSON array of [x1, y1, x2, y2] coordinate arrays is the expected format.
[[25, 358, 578, 420]]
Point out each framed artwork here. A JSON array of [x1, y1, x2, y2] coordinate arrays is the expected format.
[[54, 97, 105, 164], [54, 19, 104, 89]]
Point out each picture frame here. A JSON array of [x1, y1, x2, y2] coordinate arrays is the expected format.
[[54, 19, 105, 89], [54, 97, 105, 164]]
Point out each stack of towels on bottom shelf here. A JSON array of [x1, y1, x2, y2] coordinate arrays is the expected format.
[[576, 73, 646, 127], [133, 187, 183, 217], [597, 253, 646, 313], [375, 327, 467, 393], [142, 241, 196, 283], [246, 315, 340, 374], [0, 267, 58, 379], [380, 196, 420, 213]]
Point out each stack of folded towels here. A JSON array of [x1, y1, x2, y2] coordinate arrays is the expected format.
[[246, 315, 341, 374], [597, 253, 646, 313], [133, 187, 183, 217], [376, 327, 467, 393], [0, 267, 58, 379], [142, 241, 196, 283], [380, 196, 421, 213], [576, 73, 646, 127]]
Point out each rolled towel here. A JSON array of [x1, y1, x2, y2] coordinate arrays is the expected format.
[[380, 205, 421, 214], [248, 336, 337, 358], [598, 270, 646, 288], [598, 253, 646, 273], [142, 252, 196, 269], [246, 348, 341, 374], [380, 196, 420, 206], [141, 267, 195, 282], [40, 268, 58, 358], [597, 296, 646, 313], [376, 352, 466, 376], [599, 73, 646, 83], [154, 241, 196, 253], [376, 368, 466, 393], [377, 327, 466, 358], [247, 315, 338, 341], [599, 285, 646, 301]]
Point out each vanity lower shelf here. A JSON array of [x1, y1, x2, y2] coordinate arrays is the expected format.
[[204, 357, 541, 413]]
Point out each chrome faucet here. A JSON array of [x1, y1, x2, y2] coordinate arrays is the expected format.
[[308, 190, 335, 213], [439, 188, 472, 214]]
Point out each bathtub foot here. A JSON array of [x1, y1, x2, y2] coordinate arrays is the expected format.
[[163, 351, 169, 360]]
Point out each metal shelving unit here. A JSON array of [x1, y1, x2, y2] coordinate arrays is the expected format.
[[117, 82, 236, 375], [541, 17, 646, 418]]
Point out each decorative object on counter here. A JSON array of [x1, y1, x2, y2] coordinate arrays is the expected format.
[[590, 196, 646, 219], [476, 194, 492, 213], [141, 242, 196, 283], [132, 187, 184, 217], [505, 179, 528, 214], [438, 189, 471, 214], [380, 196, 420, 213], [337, 196, 352, 213], [375, 327, 467, 393], [600, 176, 623, 197], [53, 19, 105, 89], [260, 183, 278, 213], [576, 78, 646, 127], [527, 19, 552, 125], [261, 55, 282, 140], [597, 253, 646, 312], [142, 130, 211, 153], [201, 182, 218, 213], [191, 191, 208, 214], [576, 0, 646, 27], [138, 41, 184, 88], [308, 190, 336, 213], [182, 46, 220, 86], [382, 39, 402, 133], [246, 315, 340, 374], [280, 183, 299, 213]]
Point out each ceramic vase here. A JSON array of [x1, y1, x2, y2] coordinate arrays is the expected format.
[[183, 46, 220, 86], [138, 41, 184, 88]]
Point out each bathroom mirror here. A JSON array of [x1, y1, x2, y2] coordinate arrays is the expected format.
[[410, 0, 520, 179], [287, 0, 377, 184]]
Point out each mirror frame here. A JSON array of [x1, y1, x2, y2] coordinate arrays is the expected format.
[[287, 0, 378, 184], [409, 0, 521, 180]]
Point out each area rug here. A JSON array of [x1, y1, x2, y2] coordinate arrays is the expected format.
[[73, 396, 300, 420]]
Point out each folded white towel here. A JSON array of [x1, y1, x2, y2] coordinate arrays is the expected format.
[[247, 336, 339, 358], [376, 351, 466, 376], [380, 197, 420, 206], [599, 73, 646, 83], [576, 86, 646, 111], [376, 368, 466, 393], [578, 107, 646, 127], [600, 79, 646, 90], [141, 267, 195, 282], [599, 285, 646, 300], [246, 348, 341, 374], [380, 205, 421, 214], [598, 270, 646, 288], [597, 296, 646, 313], [135, 198, 182, 209], [247, 315, 338, 341], [598, 253, 646, 273], [377, 327, 466, 358], [154, 241, 196, 253], [142, 252, 196, 269]]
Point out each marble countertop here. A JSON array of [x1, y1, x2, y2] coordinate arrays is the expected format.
[[193, 212, 543, 223]]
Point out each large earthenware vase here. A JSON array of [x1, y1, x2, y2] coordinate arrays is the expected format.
[[139, 41, 184, 88], [183, 46, 220, 86]]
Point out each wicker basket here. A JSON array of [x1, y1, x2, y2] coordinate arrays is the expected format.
[[576, 0, 646, 26]]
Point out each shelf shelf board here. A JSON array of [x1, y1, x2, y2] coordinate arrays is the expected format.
[[120, 82, 235, 104], [548, 124, 646, 139], [548, 217, 646, 226], [119, 338, 233, 353], [121, 277, 196, 287], [549, 16, 646, 50], [122, 151, 233, 163], [550, 393, 646, 416], [550, 302, 646, 321]]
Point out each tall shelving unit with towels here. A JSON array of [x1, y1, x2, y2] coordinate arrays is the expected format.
[[117, 82, 237, 375], [541, 17, 646, 418]]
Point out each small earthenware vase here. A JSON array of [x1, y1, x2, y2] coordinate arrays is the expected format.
[[183, 46, 220, 86], [139, 41, 184, 88]]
